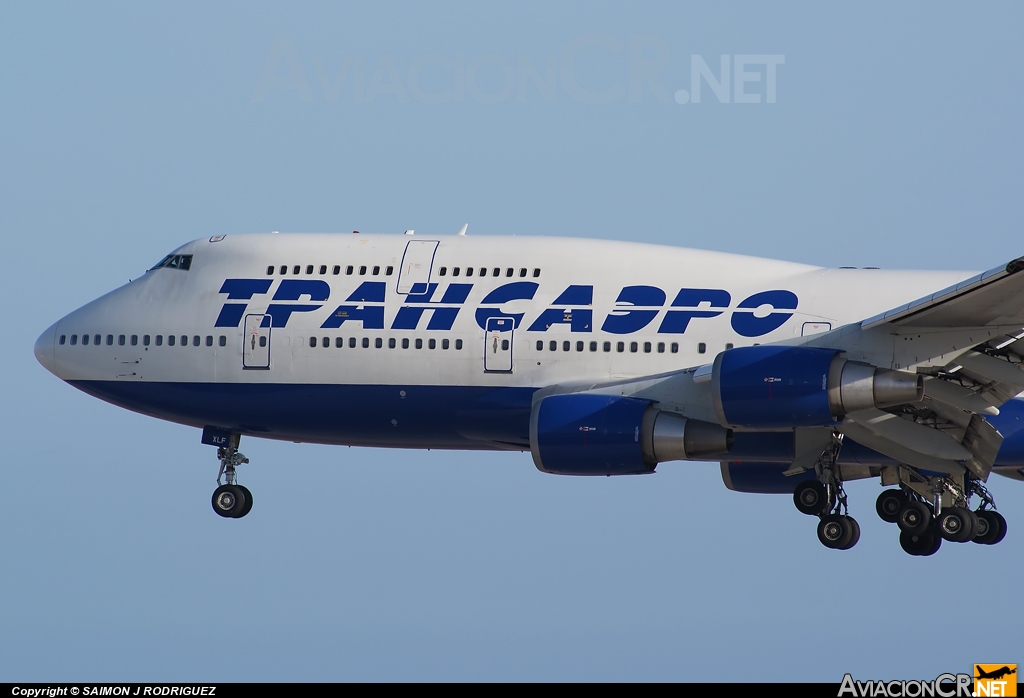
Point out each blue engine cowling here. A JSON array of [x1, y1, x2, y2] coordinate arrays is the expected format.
[[712, 346, 840, 429], [720, 461, 820, 493], [530, 394, 654, 475]]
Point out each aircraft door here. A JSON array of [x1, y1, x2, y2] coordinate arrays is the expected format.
[[243, 314, 271, 369], [397, 240, 439, 295], [484, 316, 514, 373]]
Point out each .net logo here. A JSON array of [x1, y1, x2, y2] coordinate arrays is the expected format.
[[974, 665, 1017, 697]]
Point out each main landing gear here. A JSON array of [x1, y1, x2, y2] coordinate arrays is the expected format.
[[874, 484, 1007, 556], [211, 435, 253, 519], [792, 434, 861, 550]]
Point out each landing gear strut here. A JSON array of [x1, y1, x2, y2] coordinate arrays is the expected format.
[[792, 432, 860, 551], [211, 435, 252, 519]]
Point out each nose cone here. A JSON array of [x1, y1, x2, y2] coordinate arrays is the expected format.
[[34, 322, 58, 377]]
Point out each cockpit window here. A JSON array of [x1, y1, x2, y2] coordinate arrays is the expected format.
[[149, 254, 193, 271]]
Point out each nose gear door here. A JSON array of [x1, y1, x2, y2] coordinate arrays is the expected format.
[[484, 316, 514, 373], [243, 314, 271, 369]]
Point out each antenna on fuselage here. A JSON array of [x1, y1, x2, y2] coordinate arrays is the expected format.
[[457, 224, 468, 236], [405, 229, 414, 235]]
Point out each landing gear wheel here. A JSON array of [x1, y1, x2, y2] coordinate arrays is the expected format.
[[899, 530, 941, 556], [838, 516, 860, 550], [974, 511, 1007, 545], [212, 484, 245, 518], [236, 485, 253, 518], [794, 480, 828, 516], [875, 489, 906, 523], [817, 514, 854, 549], [937, 507, 973, 543], [897, 500, 932, 535]]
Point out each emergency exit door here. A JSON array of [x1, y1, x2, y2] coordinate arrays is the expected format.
[[243, 314, 271, 369], [484, 317, 514, 373]]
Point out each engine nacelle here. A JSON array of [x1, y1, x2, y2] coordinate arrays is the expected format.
[[530, 393, 733, 475], [712, 346, 923, 429]]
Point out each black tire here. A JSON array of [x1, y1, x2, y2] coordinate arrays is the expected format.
[[875, 489, 906, 524], [235, 485, 253, 518], [899, 530, 923, 556], [980, 510, 1007, 545], [919, 531, 942, 556], [818, 514, 853, 549], [212, 484, 245, 518], [964, 509, 979, 541], [794, 480, 828, 516], [897, 500, 932, 535], [937, 507, 973, 543], [839, 516, 860, 550]]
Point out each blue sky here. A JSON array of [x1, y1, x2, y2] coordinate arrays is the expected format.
[[2, 2, 1022, 681]]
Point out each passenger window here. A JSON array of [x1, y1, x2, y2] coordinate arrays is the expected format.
[[439, 267, 447, 276], [349, 337, 356, 348], [519, 268, 527, 277], [82, 334, 89, 345], [362, 337, 370, 348], [192, 336, 200, 347], [305, 265, 313, 275], [671, 342, 679, 353], [385, 266, 394, 276], [455, 339, 463, 350], [536, 340, 543, 350], [480, 268, 487, 277], [155, 335, 163, 346], [657, 342, 665, 353], [590, 341, 597, 352], [319, 265, 327, 275], [389, 338, 396, 349], [322, 337, 330, 348], [118, 335, 125, 346], [492, 268, 500, 277], [603, 341, 611, 352], [616, 342, 624, 352], [698, 343, 706, 354], [219, 336, 226, 347], [336, 337, 344, 348], [576, 341, 584, 352], [346, 266, 354, 275], [309, 337, 317, 348], [333, 265, 341, 275], [57, 334, 65, 345], [280, 265, 287, 275], [372, 266, 380, 276], [505, 268, 513, 277], [415, 338, 423, 349], [630, 342, 638, 353], [466, 267, 474, 277], [266, 266, 274, 276], [402, 338, 409, 349], [501, 339, 509, 350], [533, 269, 540, 277], [206, 336, 213, 347], [563, 341, 570, 352], [643, 342, 652, 353], [168, 335, 175, 346], [259, 336, 267, 347], [429, 339, 436, 349], [144, 335, 151, 346], [375, 338, 383, 348], [549, 341, 557, 351], [106, 335, 114, 346], [452, 267, 460, 277], [359, 266, 367, 275], [131, 335, 138, 346], [94, 334, 101, 345], [182, 335, 189, 346], [725, 343, 734, 350], [70, 334, 77, 345], [293, 265, 300, 275], [442, 339, 449, 350]]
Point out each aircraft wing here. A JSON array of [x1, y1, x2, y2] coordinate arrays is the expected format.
[[791, 255, 1024, 481]]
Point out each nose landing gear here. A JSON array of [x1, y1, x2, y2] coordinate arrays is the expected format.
[[203, 429, 253, 519]]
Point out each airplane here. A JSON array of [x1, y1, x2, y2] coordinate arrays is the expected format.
[[33, 229, 1024, 556], [975, 667, 1017, 681]]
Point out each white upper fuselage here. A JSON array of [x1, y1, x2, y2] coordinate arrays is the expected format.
[[37, 232, 968, 391]]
